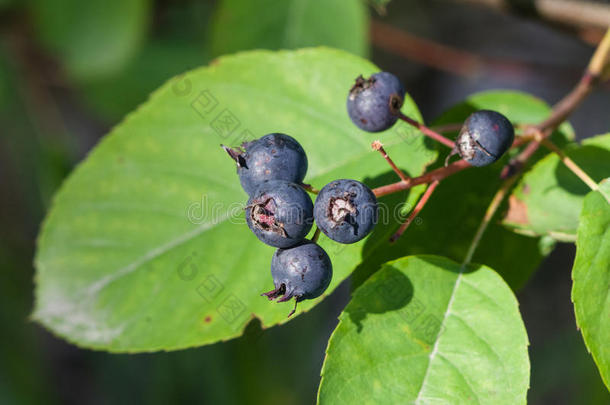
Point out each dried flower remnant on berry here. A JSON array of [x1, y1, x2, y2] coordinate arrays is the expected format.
[[245, 180, 313, 248], [314, 179, 378, 244]]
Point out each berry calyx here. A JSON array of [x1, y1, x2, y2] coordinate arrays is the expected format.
[[262, 241, 333, 317], [223, 133, 308, 195], [314, 179, 378, 244], [245, 180, 313, 248], [347, 72, 405, 133]]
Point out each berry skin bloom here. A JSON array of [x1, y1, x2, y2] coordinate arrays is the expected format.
[[263, 241, 333, 316], [347, 72, 405, 132], [314, 179, 378, 244], [455, 110, 515, 167], [245, 180, 313, 248], [223, 133, 308, 195]]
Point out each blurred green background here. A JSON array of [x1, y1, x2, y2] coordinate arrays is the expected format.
[[1, 0, 609, 403]]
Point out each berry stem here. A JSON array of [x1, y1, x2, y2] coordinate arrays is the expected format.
[[431, 123, 463, 134], [462, 175, 519, 266], [398, 112, 455, 149], [390, 180, 440, 242], [372, 140, 410, 182], [540, 138, 599, 191], [512, 128, 537, 147], [373, 160, 470, 198], [287, 299, 299, 318], [500, 135, 545, 179], [299, 183, 320, 195], [311, 227, 321, 243]]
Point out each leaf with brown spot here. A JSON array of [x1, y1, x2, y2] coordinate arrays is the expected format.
[[503, 134, 610, 241], [504, 195, 530, 226]]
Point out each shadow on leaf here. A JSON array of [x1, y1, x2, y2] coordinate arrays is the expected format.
[[346, 266, 413, 332]]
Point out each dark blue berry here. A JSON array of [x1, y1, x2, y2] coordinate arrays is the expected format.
[[347, 72, 405, 132], [245, 180, 313, 248], [263, 241, 332, 316], [455, 110, 515, 167], [223, 133, 308, 195], [314, 179, 378, 244]]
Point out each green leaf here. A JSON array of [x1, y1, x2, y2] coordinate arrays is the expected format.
[[209, 0, 368, 58], [318, 255, 529, 404], [571, 178, 610, 391], [33, 48, 437, 351], [30, 0, 151, 80], [354, 90, 572, 292], [503, 134, 610, 241]]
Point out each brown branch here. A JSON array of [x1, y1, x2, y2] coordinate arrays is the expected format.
[[371, 20, 483, 77], [501, 29, 610, 179], [390, 180, 440, 242], [398, 113, 455, 149], [370, 20, 579, 80], [591, 28, 610, 81], [453, 0, 610, 32], [500, 137, 545, 179], [537, 0, 610, 31], [536, 71, 598, 132], [373, 126, 533, 198], [431, 123, 463, 134], [373, 160, 471, 198]]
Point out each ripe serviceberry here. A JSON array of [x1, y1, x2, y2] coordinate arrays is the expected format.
[[223, 133, 308, 195], [262, 241, 332, 317], [454, 110, 515, 167], [347, 72, 405, 132], [246, 180, 313, 248], [314, 179, 378, 244]]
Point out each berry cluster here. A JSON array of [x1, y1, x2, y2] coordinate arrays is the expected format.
[[223, 72, 515, 316], [223, 134, 378, 316]]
